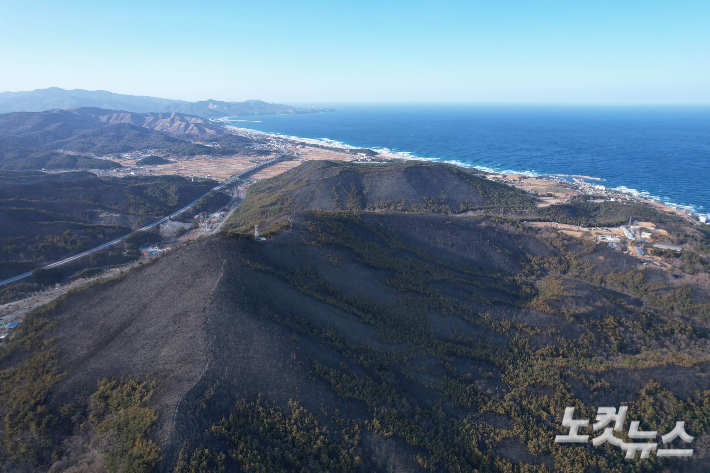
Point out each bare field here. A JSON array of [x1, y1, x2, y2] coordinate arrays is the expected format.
[[249, 147, 362, 180], [108, 154, 275, 181], [525, 221, 625, 239], [488, 174, 579, 206], [105, 145, 366, 183], [560, 230, 584, 238]]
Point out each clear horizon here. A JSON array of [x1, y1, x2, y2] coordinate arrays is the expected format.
[[1, 1, 709, 105]]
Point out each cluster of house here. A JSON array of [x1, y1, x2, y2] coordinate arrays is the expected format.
[[597, 224, 684, 261]]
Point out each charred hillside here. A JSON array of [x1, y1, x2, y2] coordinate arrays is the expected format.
[[3, 182, 710, 473], [225, 160, 696, 236], [0, 171, 218, 282], [225, 160, 536, 233]]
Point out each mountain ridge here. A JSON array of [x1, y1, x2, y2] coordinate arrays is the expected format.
[[0, 107, 263, 169], [224, 160, 537, 233], [0, 87, 335, 117], [0, 108, 225, 146]]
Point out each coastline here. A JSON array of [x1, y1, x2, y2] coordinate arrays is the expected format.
[[223, 123, 709, 224]]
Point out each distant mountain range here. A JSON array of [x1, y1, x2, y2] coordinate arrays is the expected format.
[[0, 107, 265, 170], [0, 87, 335, 118]]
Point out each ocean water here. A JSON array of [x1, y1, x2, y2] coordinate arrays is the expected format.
[[225, 104, 710, 217]]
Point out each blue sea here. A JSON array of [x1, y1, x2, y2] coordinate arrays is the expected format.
[[225, 104, 710, 218]]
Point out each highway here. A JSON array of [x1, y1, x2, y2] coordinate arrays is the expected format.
[[0, 156, 280, 288]]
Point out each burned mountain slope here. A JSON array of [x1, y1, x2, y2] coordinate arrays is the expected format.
[[0, 171, 218, 281], [3, 206, 710, 472], [225, 160, 536, 233], [228, 159, 696, 233]]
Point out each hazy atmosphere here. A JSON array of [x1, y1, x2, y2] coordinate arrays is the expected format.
[[1, 0, 709, 103]]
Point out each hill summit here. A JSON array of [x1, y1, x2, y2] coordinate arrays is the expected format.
[[225, 160, 536, 232]]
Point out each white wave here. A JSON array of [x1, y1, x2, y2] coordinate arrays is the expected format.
[[613, 185, 707, 218], [614, 186, 641, 195], [499, 169, 541, 177]]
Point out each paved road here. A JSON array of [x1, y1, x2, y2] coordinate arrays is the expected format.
[[211, 195, 243, 235], [0, 156, 280, 288]]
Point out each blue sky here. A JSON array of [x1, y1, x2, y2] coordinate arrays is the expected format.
[[1, 0, 708, 104]]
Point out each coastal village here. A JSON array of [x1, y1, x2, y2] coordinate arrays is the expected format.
[[487, 172, 704, 269], [523, 219, 682, 269]]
